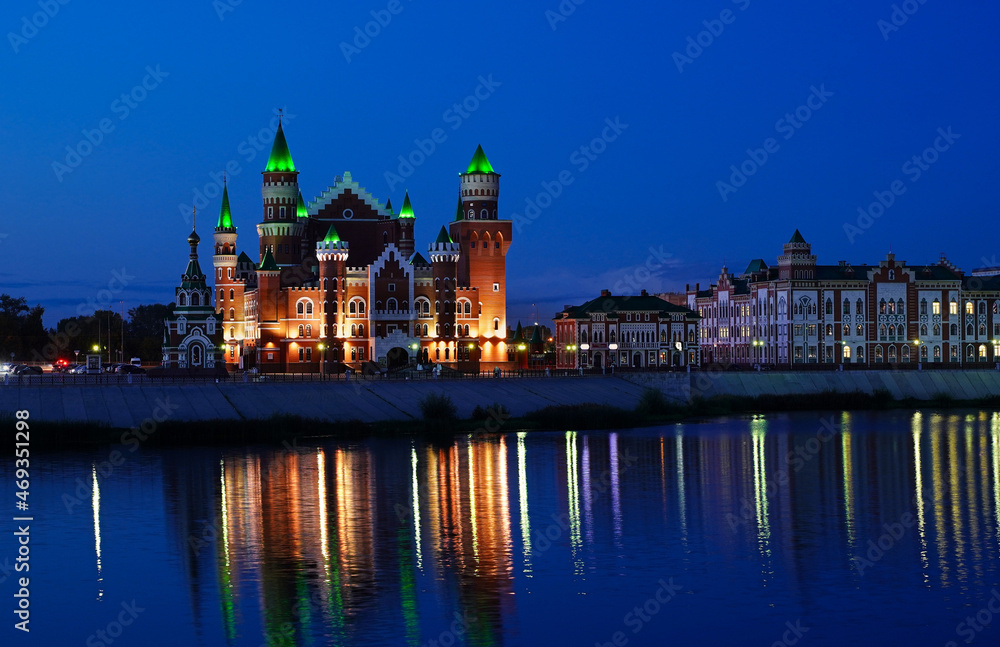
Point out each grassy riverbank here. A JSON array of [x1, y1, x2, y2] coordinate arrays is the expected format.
[[11, 387, 1000, 451]]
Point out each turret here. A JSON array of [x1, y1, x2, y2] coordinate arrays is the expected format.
[[430, 225, 460, 348], [257, 116, 305, 268], [213, 180, 243, 358], [316, 223, 349, 346], [397, 192, 415, 259], [449, 146, 512, 365], [777, 229, 817, 280]]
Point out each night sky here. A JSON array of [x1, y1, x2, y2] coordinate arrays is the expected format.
[[3, 0, 998, 327]]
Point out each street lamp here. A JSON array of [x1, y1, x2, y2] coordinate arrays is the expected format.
[[318, 343, 325, 377]]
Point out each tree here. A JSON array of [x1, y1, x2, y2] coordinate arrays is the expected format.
[[126, 303, 174, 361]]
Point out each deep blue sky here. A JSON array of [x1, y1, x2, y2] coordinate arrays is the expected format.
[[3, 0, 998, 327]]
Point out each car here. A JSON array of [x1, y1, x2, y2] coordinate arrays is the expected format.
[[116, 364, 145, 375], [52, 359, 71, 372], [68, 364, 88, 374], [14, 365, 42, 376], [0, 363, 14, 375]]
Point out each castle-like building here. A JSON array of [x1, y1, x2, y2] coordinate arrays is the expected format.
[[687, 230, 1000, 366], [208, 119, 513, 373]]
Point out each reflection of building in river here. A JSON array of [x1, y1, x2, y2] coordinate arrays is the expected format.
[[421, 436, 514, 644]]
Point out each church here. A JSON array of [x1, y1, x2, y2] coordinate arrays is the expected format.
[[206, 117, 514, 373]]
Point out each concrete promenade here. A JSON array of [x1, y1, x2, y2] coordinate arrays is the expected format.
[[2, 370, 1000, 428]]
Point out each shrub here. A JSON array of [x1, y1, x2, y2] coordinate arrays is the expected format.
[[636, 388, 677, 417], [419, 392, 457, 431], [472, 402, 510, 420]]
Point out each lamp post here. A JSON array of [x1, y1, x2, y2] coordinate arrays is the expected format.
[[318, 343, 325, 378], [913, 339, 921, 370], [752, 339, 764, 370]]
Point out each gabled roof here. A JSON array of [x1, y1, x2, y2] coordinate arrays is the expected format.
[[217, 182, 233, 229], [258, 249, 279, 272], [560, 294, 697, 319], [465, 145, 495, 174], [265, 122, 296, 173]]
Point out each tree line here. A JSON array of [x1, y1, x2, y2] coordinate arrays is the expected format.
[[0, 294, 174, 364]]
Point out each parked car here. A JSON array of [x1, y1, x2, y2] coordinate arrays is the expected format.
[[0, 363, 14, 375], [116, 364, 146, 375], [70, 364, 88, 374], [15, 365, 42, 376], [52, 359, 71, 372]]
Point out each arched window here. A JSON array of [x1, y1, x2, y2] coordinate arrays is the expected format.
[[422, 324, 428, 336], [920, 345, 928, 360], [387, 298, 397, 312], [875, 346, 884, 362], [306, 302, 313, 315], [843, 345, 851, 359], [896, 299, 904, 314], [920, 299, 927, 315], [493, 318, 500, 331], [423, 300, 430, 315], [298, 325, 304, 338], [967, 324, 974, 337], [901, 345, 909, 362], [825, 299, 832, 315], [825, 324, 833, 336], [967, 302, 974, 315], [229, 326, 235, 338], [879, 324, 887, 339], [219, 289, 224, 302], [229, 308, 235, 321], [351, 324, 357, 337], [358, 324, 364, 337], [660, 330, 667, 343], [932, 299, 941, 315], [933, 324, 941, 336], [980, 324, 987, 336], [920, 324, 927, 336], [435, 324, 440, 336], [444, 323, 451, 336], [464, 301, 471, 315], [350, 301, 356, 315], [880, 299, 887, 314], [192, 293, 201, 306], [951, 324, 958, 336], [297, 302, 304, 315], [856, 299, 863, 314], [435, 278, 440, 291], [843, 299, 850, 314], [230, 289, 234, 300], [843, 324, 850, 336], [464, 325, 470, 336], [305, 325, 312, 338], [179, 293, 187, 306]]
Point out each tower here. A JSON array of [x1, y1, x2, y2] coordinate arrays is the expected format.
[[213, 180, 243, 366], [162, 216, 225, 371], [429, 226, 460, 363], [316, 223, 349, 364], [777, 229, 817, 280], [450, 145, 512, 366], [397, 192, 415, 260], [257, 118, 306, 271]]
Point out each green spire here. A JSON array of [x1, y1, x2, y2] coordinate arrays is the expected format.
[[398, 192, 415, 219], [323, 222, 341, 243], [435, 226, 452, 245], [514, 321, 524, 342], [529, 326, 543, 345], [264, 121, 296, 173], [455, 197, 463, 221], [296, 192, 308, 218], [409, 252, 428, 266], [259, 249, 279, 271], [217, 181, 233, 229], [465, 145, 494, 174], [385, 197, 394, 216], [788, 229, 806, 244]]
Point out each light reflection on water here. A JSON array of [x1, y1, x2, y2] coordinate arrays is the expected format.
[[13, 410, 1000, 646]]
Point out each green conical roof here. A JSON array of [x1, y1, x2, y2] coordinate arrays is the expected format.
[[529, 326, 543, 345], [217, 182, 233, 229], [409, 252, 429, 266], [323, 223, 341, 243], [398, 192, 415, 219], [237, 251, 253, 265], [296, 192, 308, 218], [465, 145, 494, 174], [455, 197, 463, 221], [265, 122, 296, 173], [788, 229, 806, 244], [514, 321, 524, 342], [385, 197, 393, 216], [259, 249, 279, 272], [435, 226, 452, 245]]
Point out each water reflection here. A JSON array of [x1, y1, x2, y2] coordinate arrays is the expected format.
[[148, 411, 1000, 646]]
